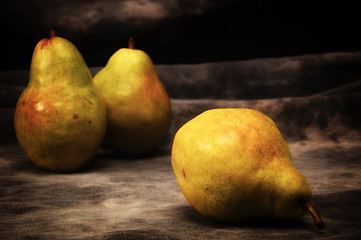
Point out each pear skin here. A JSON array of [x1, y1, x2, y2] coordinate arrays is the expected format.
[[171, 108, 324, 228], [14, 31, 107, 172], [93, 38, 171, 155]]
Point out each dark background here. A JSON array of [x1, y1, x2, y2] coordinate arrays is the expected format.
[[2, 0, 361, 70]]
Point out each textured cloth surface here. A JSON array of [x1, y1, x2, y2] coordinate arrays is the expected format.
[[1, 52, 361, 239]]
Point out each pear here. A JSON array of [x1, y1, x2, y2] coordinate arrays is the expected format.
[[93, 38, 171, 155], [14, 30, 107, 172], [171, 108, 324, 228]]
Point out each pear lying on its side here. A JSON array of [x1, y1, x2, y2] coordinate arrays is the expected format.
[[171, 108, 324, 228], [14, 31, 107, 172], [93, 38, 171, 155]]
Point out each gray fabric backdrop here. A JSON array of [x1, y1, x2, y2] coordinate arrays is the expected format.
[[1, 51, 361, 239]]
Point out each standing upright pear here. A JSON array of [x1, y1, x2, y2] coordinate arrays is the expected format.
[[14, 30, 107, 172], [93, 38, 171, 155]]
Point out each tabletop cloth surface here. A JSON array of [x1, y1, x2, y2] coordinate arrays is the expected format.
[[1, 52, 361, 239]]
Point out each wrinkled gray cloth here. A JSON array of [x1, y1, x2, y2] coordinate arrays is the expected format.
[[1, 52, 361, 239]]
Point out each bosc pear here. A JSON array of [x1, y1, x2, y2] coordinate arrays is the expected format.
[[14, 30, 107, 172], [171, 108, 324, 229], [93, 38, 171, 155]]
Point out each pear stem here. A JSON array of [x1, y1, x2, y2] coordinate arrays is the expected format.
[[300, 201, 325, 229], [50, 28, 56, 39], [129, 37, 135, 49]]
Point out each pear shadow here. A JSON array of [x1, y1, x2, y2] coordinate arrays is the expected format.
[[174, 190, 361, 235], [77, 146, 171, 173], [75, 151, 140, 173], [175, 205, 315, 230], [94, 141, 171, 160]]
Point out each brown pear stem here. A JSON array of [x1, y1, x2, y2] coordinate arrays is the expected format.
[[129, 37, 135, 49], [50, 28, 56, 39], [300, 201, 325, 229]]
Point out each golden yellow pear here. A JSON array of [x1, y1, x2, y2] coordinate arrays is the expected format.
[[14, 30, 107, 172], [93, 38, 171, 155], [171, 108, 324, 228]]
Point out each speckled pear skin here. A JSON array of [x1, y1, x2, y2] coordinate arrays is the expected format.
[[93, 44, 171, 155], [171, 108, 312, 222], [14, 35, 107, 172]]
